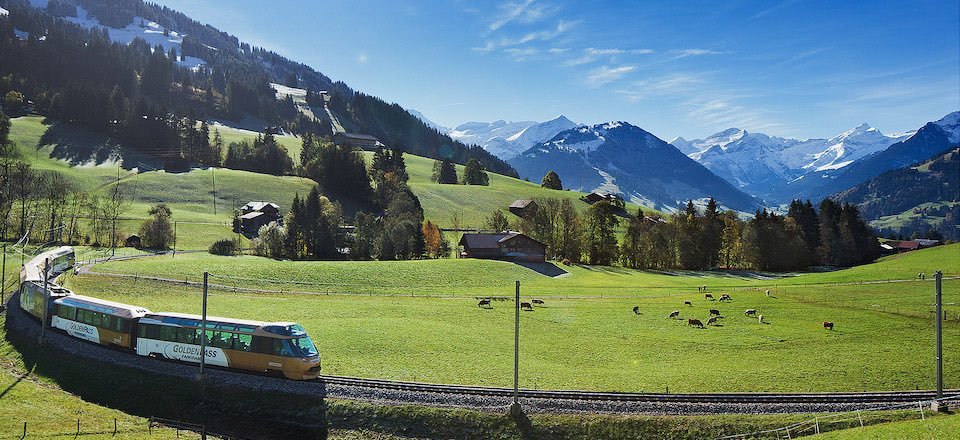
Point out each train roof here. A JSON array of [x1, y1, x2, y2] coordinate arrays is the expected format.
[[36, 246, 75, 261], [20, 246, 75, 283], [54, 294, 151, 319], [140, 312, 303, 336]]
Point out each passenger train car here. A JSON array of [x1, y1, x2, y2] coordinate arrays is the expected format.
[[137, 313, 321, 379], [17, 246, 322, 380], [19, 246, 76, 322]]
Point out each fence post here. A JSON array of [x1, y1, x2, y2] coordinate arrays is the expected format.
[[23, 421, 26, 438], [114, 417, 117, 435], [77, 417, 80, 435]]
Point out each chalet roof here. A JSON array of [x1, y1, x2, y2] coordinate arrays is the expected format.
[[510, 199, 535, 209], [458, 232, 546, 249], [242, 201, 280, 212], [240, 211, 265, 220], [336, 132, 379, 142], [894, 241, 921, 250]]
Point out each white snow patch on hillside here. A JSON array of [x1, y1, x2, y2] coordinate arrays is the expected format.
[[0, 7, 9, 16], [935, 111, 960, 143], [54, 6, 206, 72], [270, 83, 308, 105]]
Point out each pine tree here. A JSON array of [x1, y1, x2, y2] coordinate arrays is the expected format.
[[700, 197, 722, 268], [586, 200, 619, 265], [485, 210, 510, 232], [432, 159, 458, 184], [541, 170, 562, 190], [461, 158, 489, 185]]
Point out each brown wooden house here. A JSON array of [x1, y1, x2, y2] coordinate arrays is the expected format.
[[509, 199, 536, 217], [333, 132, 382, 150], [235, 202, 282, 236], [458, 232, 547, 263]]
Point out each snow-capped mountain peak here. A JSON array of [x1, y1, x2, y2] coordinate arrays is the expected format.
[[448, 115, 578, 160], [408, 109, 449, 133], [934, 111, 960, 143]]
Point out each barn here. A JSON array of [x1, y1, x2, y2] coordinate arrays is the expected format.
[[509, 199, 536, 217], [235, 202, 282, 236], [458, 232, 547, 263], [333, 132, 383, 150]]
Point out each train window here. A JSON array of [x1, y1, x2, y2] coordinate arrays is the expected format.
[[58, 305, 76, 320], [215, 323, 236, 331], [120, 319, 131, 333], [159, 326, 177, 342], [234, 334, 252, 352], [144, 324, 160, 339], [236, 325, 257, 334], [273, 339, 295, 357], [210, 331, 231, 349], [138, 325, 146, 338], [250, 336, 272, 354], [177, 328, 195, 344], [76, 309, 89, 325]]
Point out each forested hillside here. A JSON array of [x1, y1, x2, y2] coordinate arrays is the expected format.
[[0, 0, 515, 176]]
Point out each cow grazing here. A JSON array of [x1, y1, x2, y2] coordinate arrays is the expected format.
[[705, 293, 714, 300], [707, 316, 718, 326], [745, 309, 757, 316], [669, 310, 680, 319], [478, 299, 491, 308], [709, 309, 721, 317], [532, 299, 545, 305], [684, 300, 692, 307], [720, 294, 731, 301], [520, 302, 533, 311], [688, 318, 704, 329], [632, 306, 640, 315], [823, 321, 834, 331]]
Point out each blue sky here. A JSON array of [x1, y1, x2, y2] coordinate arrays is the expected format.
[[155, 0, 959, 140]]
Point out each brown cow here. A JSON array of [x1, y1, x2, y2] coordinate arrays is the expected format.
[[688, 318, 704, 329], [669, 310, 680, 319], [823, 321, 834, 330], [520, 302, 533, 311], [478, 299, 491, 308], [707, 316, 718, 326], [709, 309, 721, 317]]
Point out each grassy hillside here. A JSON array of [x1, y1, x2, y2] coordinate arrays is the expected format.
[[810, 412, 960, 439], [70, 244, 960, 392]]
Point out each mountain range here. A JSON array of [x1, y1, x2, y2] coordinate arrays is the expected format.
[[446, 115, 579, 160], [670, 124, 913, 203], [509, 122, 761, 212]]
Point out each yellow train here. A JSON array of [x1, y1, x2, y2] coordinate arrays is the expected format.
[[19, 247, 321, 380]]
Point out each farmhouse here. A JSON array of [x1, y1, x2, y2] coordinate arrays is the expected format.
[[887, 240, 940, 253], [458, 232, 547, 263], [582, 192, 622, 204], [509, 199, 536, 217], [334, 132, 383, 150], [235, 202, 282, 236]]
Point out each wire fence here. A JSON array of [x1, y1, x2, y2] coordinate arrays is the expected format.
[[713, 396, 960, 439], [7, 416, 232, 439]]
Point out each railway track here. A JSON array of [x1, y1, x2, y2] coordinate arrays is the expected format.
[[320, 375, 960, 405]]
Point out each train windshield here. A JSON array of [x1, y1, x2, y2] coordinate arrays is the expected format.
[[292, 336, 318, 357]]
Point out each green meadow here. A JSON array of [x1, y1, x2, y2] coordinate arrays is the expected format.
[[61, 244, 960, 393]]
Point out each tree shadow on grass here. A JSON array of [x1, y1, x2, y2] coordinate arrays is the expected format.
[[514, 262, 568, 278]]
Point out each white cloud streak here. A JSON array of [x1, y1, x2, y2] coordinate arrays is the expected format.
[[586, 65, 636, 87]]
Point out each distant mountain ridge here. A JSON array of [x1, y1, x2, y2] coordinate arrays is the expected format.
[[448, 115, 579, 160], [509, 122, 760, 212], [671, 123, 911, 202]]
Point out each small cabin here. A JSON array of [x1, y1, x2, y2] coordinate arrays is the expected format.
[[458, 232, 546, 263], [125, 235, 142, 248], [581, 192, 622, 204], [333, 132, 382, 151], [509, 199, 536, 217]]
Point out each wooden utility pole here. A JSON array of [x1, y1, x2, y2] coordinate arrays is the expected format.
[[172, 221, 177, 258], [39, 258, 49, 343], [511, 280, 521, 415], [211, 167, 217, 215], [935, 270, 943, 399], [199, 271, 208, 381]]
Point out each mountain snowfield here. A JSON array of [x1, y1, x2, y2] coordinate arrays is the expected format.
[[445, 116, 579, 160], [26, 0, 206, 71], [670, 123, 912, 201], [509, 121, 760, 212]]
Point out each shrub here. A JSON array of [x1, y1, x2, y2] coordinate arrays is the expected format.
[[209, 238, 238, 256]]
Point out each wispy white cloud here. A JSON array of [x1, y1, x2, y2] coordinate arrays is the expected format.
[[585, 65, 636, 87], [505, 47, 539, 61], [617, 74, 704, 102], [488, 0, 556, 32], [672, 48, 729, 58], [563, 47, 654, 66], [749, 0, 802, 20], [474, 20, 578, 52], [548, 47, 569, 55]]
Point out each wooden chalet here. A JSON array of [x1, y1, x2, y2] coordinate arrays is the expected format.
[[333, 132, 383, 150], [509, 199, 536, 217], [236, 202, 282, 236], [458, 232, 547, 263]]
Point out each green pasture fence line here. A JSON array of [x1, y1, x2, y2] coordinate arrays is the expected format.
[[15, 416, 184, 438], [713, 396, 960, 440]]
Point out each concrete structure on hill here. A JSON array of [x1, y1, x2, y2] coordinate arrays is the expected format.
[[458, 232, 547, 263], [235, 202, 282, 236], [334, 132, 383, 150]]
